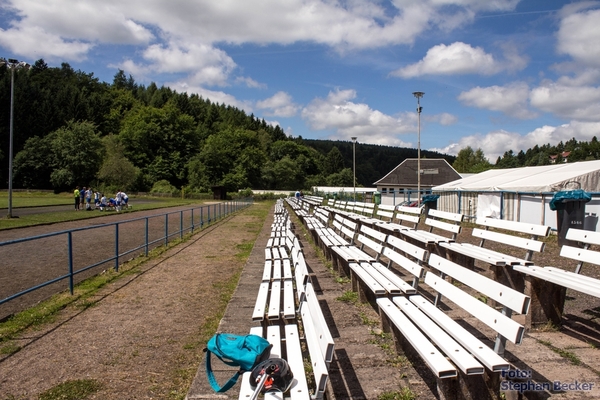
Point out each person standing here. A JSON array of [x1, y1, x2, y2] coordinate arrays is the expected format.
[[115, 190, 123, 212], [80, 187, 86, 210], [74, 186, 80, 211], [85, 188, 93, 210]]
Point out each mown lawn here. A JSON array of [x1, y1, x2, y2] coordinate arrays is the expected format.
[[0, 191, 198, 230]]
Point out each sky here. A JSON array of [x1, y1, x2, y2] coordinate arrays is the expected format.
[[1, 0, 600, 162]]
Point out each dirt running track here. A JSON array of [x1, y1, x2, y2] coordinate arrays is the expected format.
[[0, 204, 223, 320]]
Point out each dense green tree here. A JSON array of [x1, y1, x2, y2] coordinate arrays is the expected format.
[[453, 146, 491, 173], [326, 168, 353, 186], [13, 135, 55, 189], [119, 103, 199, 188], [49, 120, 104, 190], [97, 135, 139, 191], [324, 146, 345, 175]]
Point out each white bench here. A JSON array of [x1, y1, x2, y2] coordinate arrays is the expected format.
[[381, 234, 429, 290], [254, 230, 296, 322], [400, 208, 463, 245], [243, 220, 333, 400], [439, 217, 550, 267], [378, 253, 530, 398], [514, 228, 600, 327], [374, 204, 421, 233]]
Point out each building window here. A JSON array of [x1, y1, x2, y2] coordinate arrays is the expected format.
[[381, 188, 387, 194]]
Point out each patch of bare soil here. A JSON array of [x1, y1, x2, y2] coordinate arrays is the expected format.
[[0, 205, 265, 399]]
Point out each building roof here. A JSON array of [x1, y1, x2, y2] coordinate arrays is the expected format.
[[433, 159, 600, 193], [374, 158, 461, 187]]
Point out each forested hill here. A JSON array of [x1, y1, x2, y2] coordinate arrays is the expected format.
[[303, 139, 455, 187], [0, 60, 454, 194]]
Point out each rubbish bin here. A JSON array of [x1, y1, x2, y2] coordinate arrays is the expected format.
[[374, 191, 381, 205], [549, 189, 591, 247], [422, 194, 439, 215]]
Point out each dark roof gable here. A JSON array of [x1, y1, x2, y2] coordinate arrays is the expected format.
[[374, 158, 461, 187]]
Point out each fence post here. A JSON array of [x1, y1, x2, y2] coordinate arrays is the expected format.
[[201, 206, 204, 228], [191, 208, 195, 234], [115, 224, 119, 272], [68, 232, 74, 295], [145, 217, 149, 256], [180, 210, 184, 239], [208, 205, 211, 224], [165, 214, 169, 246]]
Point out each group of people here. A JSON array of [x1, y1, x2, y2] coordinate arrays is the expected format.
[[73, 187, 129, 212]]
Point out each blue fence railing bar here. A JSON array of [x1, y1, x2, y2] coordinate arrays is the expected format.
[[0, 199, 252, 314]]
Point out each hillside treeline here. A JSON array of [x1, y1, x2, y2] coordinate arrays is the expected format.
[[0, 60, 453, 194], [454, 139, 600, 174]]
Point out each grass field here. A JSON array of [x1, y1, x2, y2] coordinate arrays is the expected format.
[[0, 191, 197, 230], [0, 191, 73, 208]]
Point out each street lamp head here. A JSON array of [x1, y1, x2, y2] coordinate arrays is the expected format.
[[412, 91, 425, 99], [351, 137, 357, 142]]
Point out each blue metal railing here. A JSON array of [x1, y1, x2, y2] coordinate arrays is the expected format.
[[0, 199, 252, 312]]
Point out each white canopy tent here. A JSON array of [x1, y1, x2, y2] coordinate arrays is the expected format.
[[432, 160, 600, 231], [433, 160, 600, 193]]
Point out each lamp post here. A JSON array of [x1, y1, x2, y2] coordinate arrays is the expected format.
[[1, 58, 30, 218], [351, 137, 357, 201], [412, 92, 424, 206]]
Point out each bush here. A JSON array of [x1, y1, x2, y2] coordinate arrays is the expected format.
[[150, 180, 178, 195]]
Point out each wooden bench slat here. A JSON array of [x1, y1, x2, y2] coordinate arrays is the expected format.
[[381, 247, 424, 280], [560, 245, 600, 265], [377, 297, 457, 379], [262, 260, 272, 282], [283, 280, 295, 319], [349, 263, 387, 295], [386, 235, 429, 262], [514, 265, 600, 297], [565, 228, 600, 245], [267, 281, 281, 320], [252, 282, 270, 321], [370, 262, 417, 294], [393, 296, 484, 375], [472, 228, 545, 253], [301, 299, 329, 394], [429, 254, 530, 314], [424, 272, 525, 344], [409, 295, 511, 372], [477, 216, 551, 237], [284, 324, 311, 400], [304, 282, 335, 363]]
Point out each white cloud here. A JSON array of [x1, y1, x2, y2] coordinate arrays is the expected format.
[[169, 81, 253, 112], [428, 112, 458, 126], [256, 92, 300, 117], [391, 42, 526, 78], [301, 88, 414, 146], [458, 82, 538, 119], [431, 121, 600, 162], [115, 41, 237, 87], [0, 0, 154, 61], [0, 26, 93, 61], [530, 82, 600, 121], [235, 76, 267, 89], [557, 3, 600, 68], [2, 0, 522, 63]]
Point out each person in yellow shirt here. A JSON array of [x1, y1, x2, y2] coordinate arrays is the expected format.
[[74, 186, 81, 211]]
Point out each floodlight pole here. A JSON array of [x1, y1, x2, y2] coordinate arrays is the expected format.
[[351, 137, 357, 201], [1, 58, 30, 218], [413, 92, 424, 206]]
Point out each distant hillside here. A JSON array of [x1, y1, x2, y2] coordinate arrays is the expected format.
[[303, 139, 456, 186]]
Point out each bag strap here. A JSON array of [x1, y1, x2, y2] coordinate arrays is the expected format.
[[205, 349, 241, 393]]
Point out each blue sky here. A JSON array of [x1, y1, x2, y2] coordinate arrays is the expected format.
[[1, 0, 600, 162]]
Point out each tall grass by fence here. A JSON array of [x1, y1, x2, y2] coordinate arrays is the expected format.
[[0, 199, 252, 320]]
